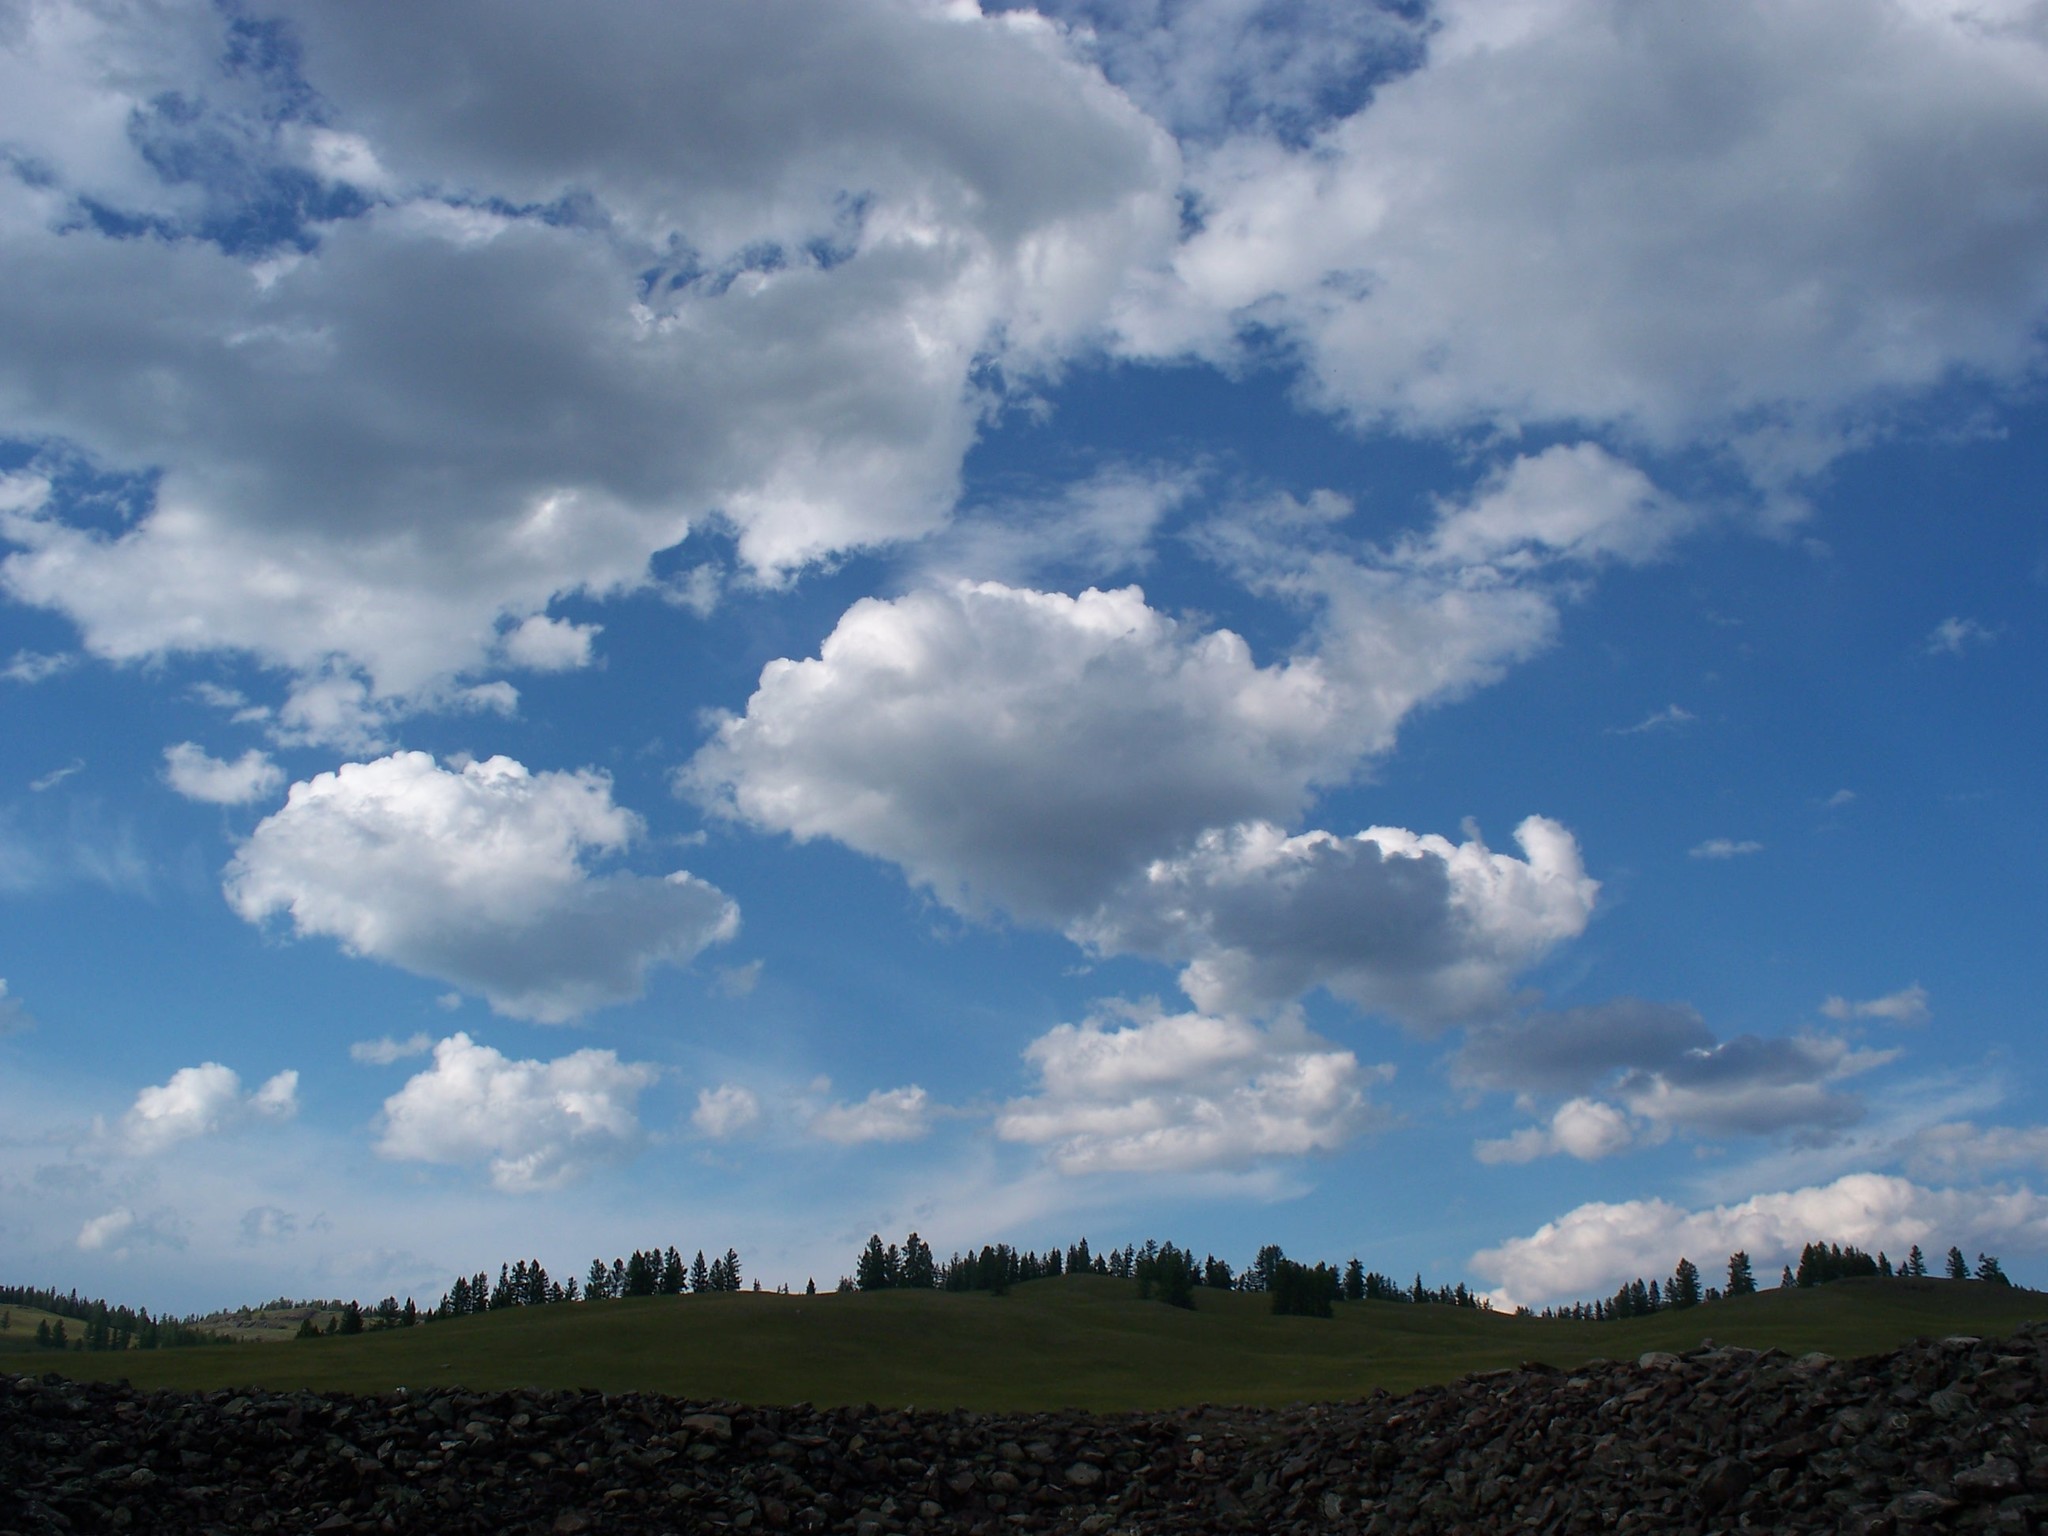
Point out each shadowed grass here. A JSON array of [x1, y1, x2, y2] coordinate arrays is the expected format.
[[41, 1274, 2047, 1412]]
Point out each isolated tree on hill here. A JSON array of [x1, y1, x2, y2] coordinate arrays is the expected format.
[[723, 1248, 743, 1292], [1780, 1265, 1795, 1288], [1977, 1254, 2011, 1285], [1947, 1246, 1970, 1280], [1905, 1245, 1927, 1278], [1725, 1251, 1756, 1296]]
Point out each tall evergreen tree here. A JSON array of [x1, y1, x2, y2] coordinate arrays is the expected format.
[[723, 1248, 743, 1292], [690, 1250, 711, 1293], [1342, 1258, 1366, 1303], [1905, 1244, 1927, 1278], [856, 1235, 891, 1291], [1946, 1246, 1970, 1280], [1725, 1251, 1756, 1296], [1668, 1258, 1702, 1309]]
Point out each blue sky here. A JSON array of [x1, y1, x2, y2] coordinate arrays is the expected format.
[[1, 0, 2045, 1314]]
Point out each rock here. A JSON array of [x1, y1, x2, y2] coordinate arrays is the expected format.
[[1954, 1457, 2023, 1499], [1695, 1456, 1754, 1514]]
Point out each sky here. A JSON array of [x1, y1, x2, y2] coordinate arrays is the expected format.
[[1, 0, 2045, 1317]]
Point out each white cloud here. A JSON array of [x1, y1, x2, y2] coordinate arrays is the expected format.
[[0, 979, 29, 1035], [2, 649, 73, 684], [120, 1062, 299, 1153], [27, 759, 82, 793], [1904, 1122, 2048, 1181], [1472, 1172, 2048, 1308], [1076, 815, 1597, 1027], [686, 580, 1352, 921], [1124, 0, 2048, 483], [1611, 704, 1695, 736], [1822, 983, 1931, 1026], [499, 614, 601, 672], [1404, 443, 1691, 572], [996, 1003, 1382, 1173], [1926, 616, 1996, 655], [809, 1085, 934, 1146], [225, 752, 738, 1022], [1476, 1097, 1636, 1165], [693, 1083, 762, 1140], [162, 742, 284, 805], [1614, 1033, 1890, 1139], [0, 0, 1179, 719], [76, 1208, 133, 1252], [349, 1032, 434, 1066], [1690, 837, 1763, 859], [375, 1032, 658, 1192]]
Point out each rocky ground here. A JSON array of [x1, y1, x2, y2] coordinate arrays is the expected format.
[[6, 1322, 2048, 1534]]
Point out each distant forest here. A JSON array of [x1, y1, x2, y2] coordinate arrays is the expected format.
[[0, 1283, 235, 1352], [7, 1232, 2017, 1352]]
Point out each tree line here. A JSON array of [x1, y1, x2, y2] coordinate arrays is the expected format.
[[0, 1283, 234, 1351], [1532, 1240, 2014, 1322], [432, 1246, 751, 1317], [845, 1234, 1491, 1320]]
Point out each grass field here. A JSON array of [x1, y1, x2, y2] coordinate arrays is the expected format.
[[32, 1274, 2047, 1412]]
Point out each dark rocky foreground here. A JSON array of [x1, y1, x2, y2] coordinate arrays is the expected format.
[[7, 1323, 2048, 1535]]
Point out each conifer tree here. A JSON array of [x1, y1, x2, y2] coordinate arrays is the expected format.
[[1725, 1251, 1756, 1296], [1905, 1244, 1927, 1277], [1946, 1246, 1970, 1280], [1342, 1258, 1366, 1303], [690, 1250, 711, 1293]]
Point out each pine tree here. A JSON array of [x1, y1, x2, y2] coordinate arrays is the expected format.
[[1946, 1246, 1970, 1280], [586, 1258, 612, 1300], [661, 1247, 686, 1296], [1725, 1251, 1756, 1296], [1342, 1258, 1366, 1303], [1976, 1253, 2011, 1286], [723, 1248, 743, 1291], [690, 1250, 711, 1293], [1905, 1244, 1927, 1278], [857, 1235, 891, 1291], [1668, 1258, 1702, 1309]]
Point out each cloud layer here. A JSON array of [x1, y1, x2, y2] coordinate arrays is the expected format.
[[226, 752, 737, 1021], [121, 1062, 299, 1153]]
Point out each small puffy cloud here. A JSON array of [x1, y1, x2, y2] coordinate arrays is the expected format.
[[376, 1032, 658, 1192], [808, 1086, 933, 1146], [349, 1032, 434, 1066], [996, 1003, 1383, 1174], [1472, 1172, 2048, 1308], [120, 1062, 299, 1154], [225, 752, 738, 1022], [1690, 838, 1763, 860], [73, 1205, 185, 1254], [1476, 1097, 1637, 1165], [1822, 984, 1931, 1026], [1926, 616, 1995, 656], [76, 1209, 134, 1252], [1406, 444, 1690, 572], [692, 1083, 762, 1140], [162, 742, 285, 805], [499, 614, 601, 672], [1077, 815, 1596, 1028]]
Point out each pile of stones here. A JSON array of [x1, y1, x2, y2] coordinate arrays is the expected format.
[[5, 1321, 2046, 1534]]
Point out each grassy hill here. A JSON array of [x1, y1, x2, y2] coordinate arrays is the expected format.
[[37, 1274, 2047, 1412]]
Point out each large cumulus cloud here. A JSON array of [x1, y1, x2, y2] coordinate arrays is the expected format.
[[0, 0, 1179, 730], [225, 752, 736, 1021], [1125, 0, 2048, 484]]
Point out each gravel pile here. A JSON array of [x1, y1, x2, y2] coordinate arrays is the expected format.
[[5, 1320, 2047, 1534]]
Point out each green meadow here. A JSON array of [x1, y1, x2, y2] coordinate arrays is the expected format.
[[36, 1275, 2047, 1413]]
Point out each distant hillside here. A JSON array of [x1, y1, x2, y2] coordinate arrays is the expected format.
[[44, 1272, 2047, 1412]]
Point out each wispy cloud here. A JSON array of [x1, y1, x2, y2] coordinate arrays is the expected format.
[[1925, 616, 1994, 656], [1609, 704, 1695, 736], [1689, 838, 1763, 860], [28, 759, 84, 793], [1821, 984, 1930, 1026]]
